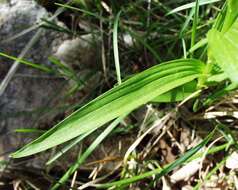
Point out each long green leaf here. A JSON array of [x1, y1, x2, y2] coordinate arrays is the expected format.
[[208, 18, 238, 84], [167, 0, 221, 15], [113, 11, 122, 85], [0, 52, 53, 73], [222, 0, 238, 33], [12, 59, 205, 158], [190, 0, 200, 58]]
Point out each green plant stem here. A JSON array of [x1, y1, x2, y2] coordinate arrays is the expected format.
[[113, 11, 122, 85], [190, 0, 200, 58]]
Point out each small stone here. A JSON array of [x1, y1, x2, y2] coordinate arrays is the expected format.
[[226, 151, 238, 169]]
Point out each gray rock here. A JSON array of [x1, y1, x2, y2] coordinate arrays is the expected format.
[[0, 0, 66, 159]]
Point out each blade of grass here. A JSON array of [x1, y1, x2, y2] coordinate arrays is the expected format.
[[179, 7, 195, 38], [188, 142, 229, 162], [221, 0, 238, 33], [167, 0, 221, 15], [213, 2, 227, 31], [41, 18, 74, 35], [55, 3, 106, 21], [217, 123, 238, 150], [188, 38, 208, 55], [156, 1, 183, 22], [14, 128, 45, 134], [0, 52, 53, 73], [113, 11, 122, 85], [182, 38, 187, 58], [190, 0, 200, 58]]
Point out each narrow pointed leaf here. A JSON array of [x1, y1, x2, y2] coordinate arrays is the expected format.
[[167, 0, 221, 15], [12, 59, 205, 158], [222, 0, 238, 33]]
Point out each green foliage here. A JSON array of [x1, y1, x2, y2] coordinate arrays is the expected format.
[[167, 0, 221, 15], [3, 0, 238, 189], [113, 11, 122, 85], [222, 0, 238, 33], [208, 17, 238, 84], [0, 52, 53, 73], [11, 59, 205, 158]]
